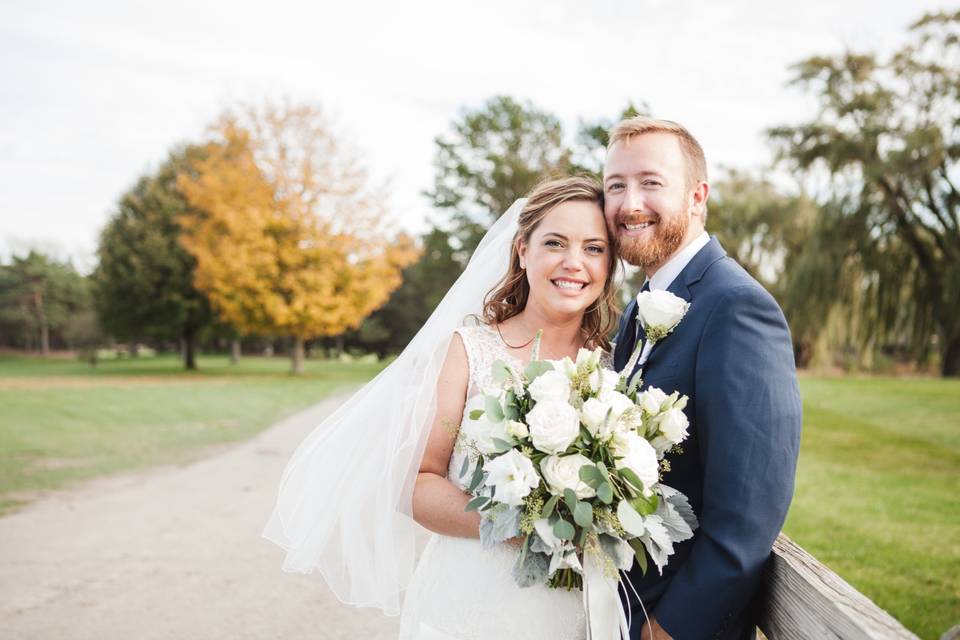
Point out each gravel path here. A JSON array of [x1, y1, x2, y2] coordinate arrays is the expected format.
[[0, 392, 403, 639]]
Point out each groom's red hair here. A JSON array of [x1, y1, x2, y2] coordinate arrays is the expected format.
[[608, 117, 708, 190]]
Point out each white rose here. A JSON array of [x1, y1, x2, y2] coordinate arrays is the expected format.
[[635, 289, 689, 332], [600, 390, 634, 420], [540, 453, 596, 499], [528, 370, 572, 403], [460, 395, 509, 455], [580, 397, 611, 436], [483, 449, 540, 507], [657, 407, 689, 445], [611, 431, 659, 496], [506, 419, 529, 439], [637, 387, 669, 415], [527, 400, 580, 454]]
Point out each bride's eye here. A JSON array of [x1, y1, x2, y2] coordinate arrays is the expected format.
[[545, 239, 563, 248], [585, 245, 605, 255]]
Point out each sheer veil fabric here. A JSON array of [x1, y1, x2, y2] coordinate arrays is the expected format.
[[262, 200, 526, 615]]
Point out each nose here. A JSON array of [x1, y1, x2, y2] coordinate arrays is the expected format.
[[562, 247, 585, 271], [622, 185, 644, 214]]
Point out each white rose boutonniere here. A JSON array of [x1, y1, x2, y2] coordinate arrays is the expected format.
[[621, 289, 690, 387]]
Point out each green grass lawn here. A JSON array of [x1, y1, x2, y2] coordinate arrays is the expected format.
[[788, 376, 959, 639], [0, 353, 385, 515], [0, 355, 956, 637]]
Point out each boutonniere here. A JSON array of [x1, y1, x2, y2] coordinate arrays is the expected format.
[[619, 289, 690, 390]]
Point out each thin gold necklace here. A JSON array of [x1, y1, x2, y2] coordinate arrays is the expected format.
[[495, 322, 539, 350]]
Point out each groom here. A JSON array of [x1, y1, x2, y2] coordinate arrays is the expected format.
[[606, 117, 802, 640]]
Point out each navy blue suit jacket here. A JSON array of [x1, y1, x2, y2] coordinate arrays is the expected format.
[[614, 238, 802, 640]]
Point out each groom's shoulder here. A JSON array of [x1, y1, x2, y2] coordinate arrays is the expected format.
[[700, 254, 781, 311]]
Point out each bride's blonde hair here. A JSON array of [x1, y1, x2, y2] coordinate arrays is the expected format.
[[481, 176, 620, 350]]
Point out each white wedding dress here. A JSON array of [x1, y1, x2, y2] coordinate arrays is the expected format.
[[398, 324, 588, 640]]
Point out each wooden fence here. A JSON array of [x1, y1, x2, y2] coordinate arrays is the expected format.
[[759, 535, 921, 639]]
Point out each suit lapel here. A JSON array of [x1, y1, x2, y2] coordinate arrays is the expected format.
[[614, 299, 640, 372], [643, 237, 727, 367]]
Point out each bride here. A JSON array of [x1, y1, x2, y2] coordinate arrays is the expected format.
[[264, 176, 620, 640]]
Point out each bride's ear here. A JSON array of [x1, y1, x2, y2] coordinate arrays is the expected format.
[[517, 238, 527, 270]]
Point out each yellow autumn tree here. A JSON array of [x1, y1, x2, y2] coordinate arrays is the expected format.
[[178, 102, 418, 374]]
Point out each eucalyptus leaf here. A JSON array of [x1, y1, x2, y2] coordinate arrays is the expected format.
[[596, 482, 614, 504], [468, 409, 484, 420], [573, 501, 593, 527], [492, 359, 513, 384], [492, 438, 515, 453], [524, 360, 553, 383], [468, 463, 485, 493], [553, 518, 575, 541], [465, 495, 488, 512], [563, 488, 578, 513], [579, 464, 603, 488], [541, 494, 560, 519], [459, 455, 470, 480], [484, 396, 505, 423]]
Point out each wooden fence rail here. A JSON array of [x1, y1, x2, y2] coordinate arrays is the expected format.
[[759, 534, 919, 639]]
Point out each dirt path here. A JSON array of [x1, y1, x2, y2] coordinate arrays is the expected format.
[[0, 393, 402, 639]]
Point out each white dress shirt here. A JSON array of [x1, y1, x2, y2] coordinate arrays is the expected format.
[[634, 231, 710, 366]]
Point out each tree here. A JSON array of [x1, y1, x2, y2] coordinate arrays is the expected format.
[[426, 95, 576, 252], [93, 146, 213, 369], [344, 226, 462, 356], [570, 102, 650, 179], [769, 10, 960, 376], [707, 171, 819, 365], [178, 101, 419, 374], [0, 251, 90, 353]]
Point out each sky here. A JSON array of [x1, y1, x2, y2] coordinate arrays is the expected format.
[[0, 0, 952, 272]]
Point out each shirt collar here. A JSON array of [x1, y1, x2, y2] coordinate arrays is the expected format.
[[644, 231, 710, 292]]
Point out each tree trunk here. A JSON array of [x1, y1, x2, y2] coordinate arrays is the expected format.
[[34, 292, 49, 356], [335, 335, 344, 358], [230, 338, 241, 365], [291, 337, 305, 375], [183, 328, 198, 371], [942, 332, 960, 377]]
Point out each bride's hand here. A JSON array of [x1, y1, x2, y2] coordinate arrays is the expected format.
[[506, 535, 526, 548]]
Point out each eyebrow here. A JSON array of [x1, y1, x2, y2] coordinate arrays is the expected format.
[[542, 232, 608, 244], [603, 170, 664, 182]]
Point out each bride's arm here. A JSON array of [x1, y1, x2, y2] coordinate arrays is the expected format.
[[411, 333, 481, 539]]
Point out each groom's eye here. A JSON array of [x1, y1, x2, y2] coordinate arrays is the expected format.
[[606, 182, 625, 192]]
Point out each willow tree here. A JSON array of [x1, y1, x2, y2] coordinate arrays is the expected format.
[[769, 10, 960, 376], [178, 102, 418, 374]]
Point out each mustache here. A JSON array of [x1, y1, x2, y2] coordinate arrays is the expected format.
[[616, 212, 659, 225]]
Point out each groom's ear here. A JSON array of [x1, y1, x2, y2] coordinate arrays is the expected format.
[[690, 181, 710, 221]]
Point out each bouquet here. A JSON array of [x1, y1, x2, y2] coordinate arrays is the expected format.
[[459, 337, 698, 592]]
